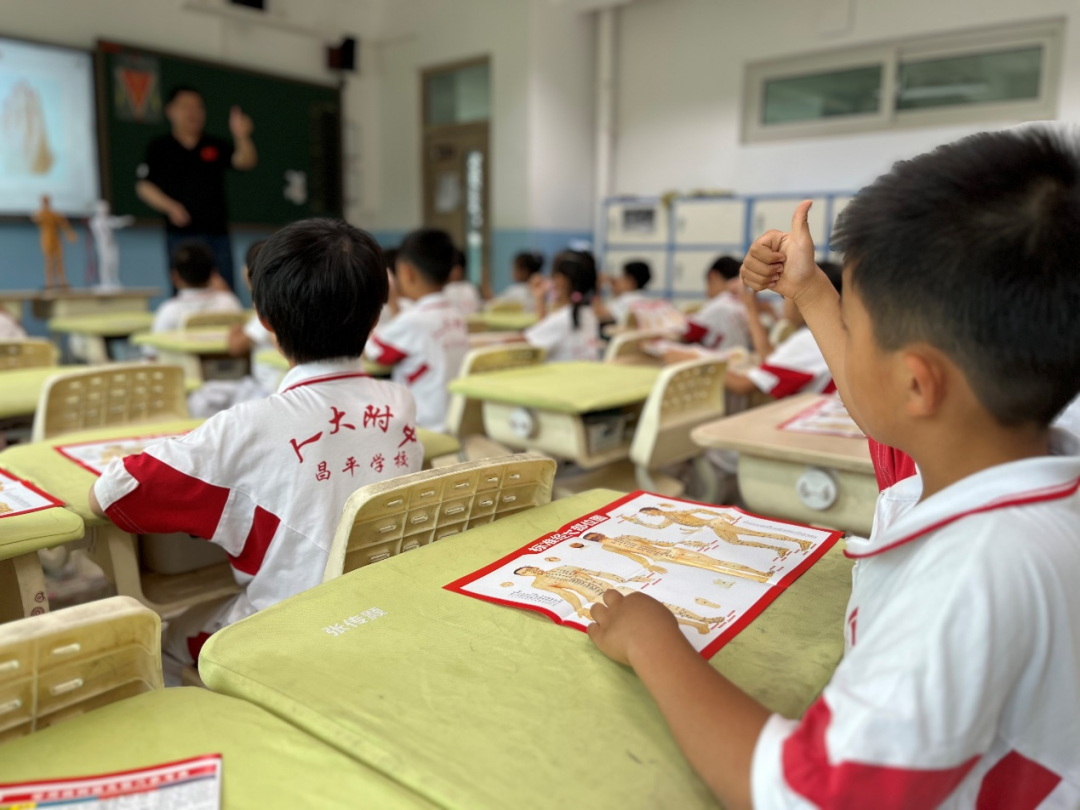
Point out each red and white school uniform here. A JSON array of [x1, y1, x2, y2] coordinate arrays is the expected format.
[[752, 428, 1080, 809], [444, 281, 483, 316], [151, 287, 243, 333], [683, 292, 751, 352], [524, 305, 601, 362], [609, 291, 686, 332], [367, 291, 469, 432], [746, 327, 834, 398], [93, 359, 422, 663]]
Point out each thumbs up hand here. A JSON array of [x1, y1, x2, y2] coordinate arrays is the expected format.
[[741, 200, 819, 301]]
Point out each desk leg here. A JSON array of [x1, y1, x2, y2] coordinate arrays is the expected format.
[[85, 335, 110, 365], [88, 524, 147, 605], [0, 553, 49, 622]]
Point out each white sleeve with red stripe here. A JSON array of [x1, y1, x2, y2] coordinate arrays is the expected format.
[[747, 328, 833, 398], [367, 309, 417, 366]]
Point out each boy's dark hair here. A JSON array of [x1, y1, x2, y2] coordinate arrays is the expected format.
[[623, 261, 651, 290], [833, 126, 1080, 426], [818, 261, 843, 294], [708, 256, 741, 281], [166, 85, 203, 105], [170, 240, 215, 287], [552, 250, 598, 329], [398, 228, 455, 286], [250, 219, 387, 364], [514, 251, 544, 276], [245, 239, 266, 271]]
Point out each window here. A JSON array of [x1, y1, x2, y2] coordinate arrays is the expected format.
[[743, 21, 1062, 142], [425, 61, 491, 126]]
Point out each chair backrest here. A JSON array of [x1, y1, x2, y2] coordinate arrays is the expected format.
[[0, 596, 162, 743], [603, 328, 677, 365], [181, 311, 248, 330], [446, 344, 546, 438], [486, 300, 524, 314], [769, 318, 798, 348], [0, 340, 57, 371], [629, 357, 727, 470], [324, 453, 557, 581], [32, 363, 189, 442]]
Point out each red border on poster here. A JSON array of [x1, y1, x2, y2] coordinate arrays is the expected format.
[[53, 432, 189, 477], [0, 467, 64, 520], [777, 396, 864, 440]]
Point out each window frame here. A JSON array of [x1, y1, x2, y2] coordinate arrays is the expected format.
[[742, 20, 1063, 143]]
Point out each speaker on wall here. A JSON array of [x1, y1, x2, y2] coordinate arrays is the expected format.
[[230, 0, 266, 9], [327, 37, 357, 72]]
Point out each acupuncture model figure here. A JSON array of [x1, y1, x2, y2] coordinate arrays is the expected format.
[[90, 200, 134, 290], [32, 195, 76, 289]]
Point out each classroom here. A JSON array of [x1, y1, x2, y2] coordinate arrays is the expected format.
[[1, 0, 1079, 807]]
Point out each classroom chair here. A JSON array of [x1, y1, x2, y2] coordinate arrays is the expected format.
[[179, 311, 249, 330], [486, 300, 525, 314], [323, 454, 556, 581], [446, 343, 546, 461], [770, 318, 798, 348], [554, 357, 725, 502], [0, 596, 162, 743], [0, 340, 57, 371], [603, 328, 679, 366], [32, 363, 189, 442]]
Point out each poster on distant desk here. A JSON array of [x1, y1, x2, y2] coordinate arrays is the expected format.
[[0, 467, 63, 519], [779, 395, 864, 439], [55, 433, 188, 477], [446, 492, 841, 658]]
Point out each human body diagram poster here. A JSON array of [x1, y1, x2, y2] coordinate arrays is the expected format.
[[446, 492, 841, 658], [55, 434, 186, 476], [0, 467, 62, 519], [780, 396, 864, 439]]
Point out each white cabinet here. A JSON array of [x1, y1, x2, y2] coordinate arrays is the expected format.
[[672, 198, 744, 246], [604, 200, 669, 246], [601, 249, 669, 293], [748, 197, 830, 245], [671, 251, 721, 297]]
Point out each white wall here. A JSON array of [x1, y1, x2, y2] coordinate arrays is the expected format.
[[614, 0, 1080, 196]]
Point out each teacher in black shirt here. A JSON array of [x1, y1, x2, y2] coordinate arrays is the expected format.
[[136, 85, 257, 291]]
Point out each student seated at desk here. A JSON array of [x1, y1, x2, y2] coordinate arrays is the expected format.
[[724, 261, 843, 399], [587, 126, 1080, 810], [594, 259, 685, 331], [525, 249, 602, 362], [444, 248, 483, 316], [0, 310, 26, 340], [151, 240, 243, 334], [89, 219, 423, 675], [367, 228, 469, 432], [490, 250, 543, 313], [682, 256, 751, 352]]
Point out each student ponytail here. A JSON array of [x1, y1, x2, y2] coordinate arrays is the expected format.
[[552, 250, 598, 330]]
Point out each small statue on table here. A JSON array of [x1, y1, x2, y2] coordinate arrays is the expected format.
[[89, 199, 135, 290], [32, 195, 76, 290]]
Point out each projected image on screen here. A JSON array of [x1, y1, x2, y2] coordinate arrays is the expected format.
[[0, 37, 100, 216]]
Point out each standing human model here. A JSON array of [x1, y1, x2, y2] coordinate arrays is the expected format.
[[32, 195, 76, 289], [89, 200, 135, 290]]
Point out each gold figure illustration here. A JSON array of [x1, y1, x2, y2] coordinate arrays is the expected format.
[[513, 565, 724, 634], [581, 532, 774, 583], [32, 195, 76, 290], [696, 597, 723, 609], [0, 503, 11, 514], [622, 505, 813, 558]]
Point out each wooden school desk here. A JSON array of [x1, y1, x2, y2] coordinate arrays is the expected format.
[[132, 329, 249, 386], [692, 393, 877, 536], [0, 366, 64, 424], [200, 489, 853, 810], [0, 288, 161, 321], [0, 421, 460, 617], [466, 311, 538, 333], [48, 313, 155, 364], [448, 361, 660, 469], [0, 505, 84, 623], [0, 688, 434, 809]]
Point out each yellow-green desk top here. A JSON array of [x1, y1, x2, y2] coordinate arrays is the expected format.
[[0, 505, 84, 561], [448, 361, 660, 413], [132, 328, 229, 354], [0, 366, 64, 420], [47, 312, 155, 336], [255, 348, 392, 378], [0, 420, 459, 527], [467, 311, 538, 331], [201, 489, 852, 810], [0, 688, 433, 810]]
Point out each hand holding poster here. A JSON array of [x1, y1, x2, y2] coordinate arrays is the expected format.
[[447, 492, 841, 658]]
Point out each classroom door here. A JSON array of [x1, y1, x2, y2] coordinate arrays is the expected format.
[[422, 58, 491, 292]]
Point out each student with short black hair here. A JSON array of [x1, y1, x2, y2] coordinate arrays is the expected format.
[[525, 249, 602, 361], [368, 227, 470, 431], [150, 239, 242, 334], [491, 251, 544, 312], [588, 125, 1080, 809], [682, 256, 751, 352], [90, 218, 422, 678], [444, 246, 483, 316], [595, 259, 685, 331]]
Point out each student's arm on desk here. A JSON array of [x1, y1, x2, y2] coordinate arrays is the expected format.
[[589, 591, 766, 810], [88, 486, 106, 518], [741, 200, 867, 433], [724, 369, 760, 396]]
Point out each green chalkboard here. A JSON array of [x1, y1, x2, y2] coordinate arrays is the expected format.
[[96, 40, 342, 226]]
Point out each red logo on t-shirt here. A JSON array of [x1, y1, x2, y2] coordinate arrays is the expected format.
[[200, 145, 219, 162]]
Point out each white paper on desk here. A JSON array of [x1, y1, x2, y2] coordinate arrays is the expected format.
[[446, 491, 841, 659], [0, 467, 63, 519], [0, 753, 222, 809], [779, 395, 864, 439], [54, 433, 188, 477]]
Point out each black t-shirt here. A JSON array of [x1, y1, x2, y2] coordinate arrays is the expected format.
[[140, 134, 235, 234]]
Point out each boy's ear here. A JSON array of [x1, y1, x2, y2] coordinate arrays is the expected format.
[[901, 346, 948, 419]]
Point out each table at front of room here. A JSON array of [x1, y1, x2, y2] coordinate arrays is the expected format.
[[48, 313, 155, 364], [0, 688, 435, 809], [448, 362, 661, 469], [200, 489, 854, 810], [0, 505, 84, 623], [0, 288, 162, 321], [692, 393, 877, 536], [0, 420, 460, 618]]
